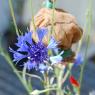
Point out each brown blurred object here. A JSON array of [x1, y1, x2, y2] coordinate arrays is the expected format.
[[30, 7, 83, 63], [30, 8, 83, 49]]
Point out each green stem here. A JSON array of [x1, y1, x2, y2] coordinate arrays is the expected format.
[[30, 88, 57, 95], [0, 35, 2, 53], [43, 72, 50, 95], [79, 0, 93, 94], [57, 69, 64, 95], [22, 64, 28, 89], [17, 71, 43, 82], [29, 0, 36, 31], [54, 65, 66, 95], [76, 38, 83, 56], [62, 65, 72, 84], [1, 51, 30, 94], [28, 77, 33, 92], [8, 0, 19, 36], [51, 1, 55, 35]]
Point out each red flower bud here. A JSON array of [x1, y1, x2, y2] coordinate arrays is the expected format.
[[70, 75, 80, 87]]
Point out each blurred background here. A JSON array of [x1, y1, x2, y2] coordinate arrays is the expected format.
[[0, 0, 95, 95]]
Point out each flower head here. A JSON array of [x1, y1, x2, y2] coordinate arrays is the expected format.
[[9, 27, 63, 72], [74, 54, 83, 66]]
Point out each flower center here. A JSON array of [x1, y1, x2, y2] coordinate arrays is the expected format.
[[28, 42, 48, 63]]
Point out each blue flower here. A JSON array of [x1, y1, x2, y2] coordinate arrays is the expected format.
[[74, 54, 83, 66], [47, 36, 58, 49], [9, 27, 63, 72], [50, 51, 64, 65]]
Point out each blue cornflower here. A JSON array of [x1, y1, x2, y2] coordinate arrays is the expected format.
[[9, 27, 63, 71], [74, 54, 83, 66]]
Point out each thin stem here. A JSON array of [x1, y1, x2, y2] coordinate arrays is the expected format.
[[30, 88, 57, 95], [57, 69, 64, 95], [17, 71, 43, 82], [0, 35, 2, 53], [8, 0, 19, 36], [29, 0, 36, 31], [28, 77, 33, 92], [54, 65, 66, 95], [1, 50, 30, 94], [22, 64, 28, 89], [39, 88, 57, 94], [62, 66, 72, 84], [79, 0, 93, 94], [43, 72, 50, 95], [50, 0, 56, 36], [76, 39, 83, 56]]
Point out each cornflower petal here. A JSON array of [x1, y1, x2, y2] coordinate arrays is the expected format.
[[37, 27, 48, 41], [16, 32, 32, 50], [17, 43, 28, 52], [16, 36, 24, 47], [50, 55, 62, 64], [16, 35, 24, 47], [9, 47, 27, 62], [24, 32, 33, 44], [74, 54, 83, 66], [39, 64, 47, 73], [25, 60, 37, 70], [50, 51, 64, 64], [47, 37, 58, 49], [13, 52, 27, 62]]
